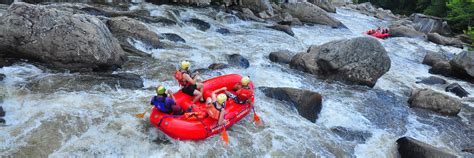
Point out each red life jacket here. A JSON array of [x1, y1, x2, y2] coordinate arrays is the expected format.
[[175, 70, 191, 87], [236, 87, 253, 102]]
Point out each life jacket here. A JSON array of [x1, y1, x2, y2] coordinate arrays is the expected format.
[[236, 87, 253, 103], [208, 102, 225, 120], [151, 96, 172, 113], [175, 70, 191, 87], [183, 111, 207, 121]]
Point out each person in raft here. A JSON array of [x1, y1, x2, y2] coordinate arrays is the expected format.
[[206, 87, 229, 126], [150, 86, 184, 115], [225, 76, 254, 105], [175, 60, 204, 103]]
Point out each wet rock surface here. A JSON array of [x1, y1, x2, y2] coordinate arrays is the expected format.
[[260, 87, 323, 122], [267, 24, 294, 36], [330, 126, 372, 143], [282, 2, 345, 28], [290, 37, 391, 87], [415, 76, 446, 85], [0, 2, 127, 72], [408, 88, 461, 116], [269, 50, 292, 64], [397, 137, 457, 158], [160, 33, 186, 43], [186, 18, 211, 31], [227, 54, 250, 69], [445, 83, 470, 98]]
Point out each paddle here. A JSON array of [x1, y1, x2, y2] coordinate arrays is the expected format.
[[252, 105, 262, 125], [135, 106, 153, 119], [221, 127, 229, 145]]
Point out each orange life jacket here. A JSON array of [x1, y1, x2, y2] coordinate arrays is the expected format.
[[207, 102, 224, 120], [175, 70, 191, 87], [236, 87, 253, 103], [183, 111, 207, 121]]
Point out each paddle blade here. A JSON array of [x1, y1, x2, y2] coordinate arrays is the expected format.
[[221, 128, 229, 145], [135, 113, 145, 119], [253, 111, 262, 125]]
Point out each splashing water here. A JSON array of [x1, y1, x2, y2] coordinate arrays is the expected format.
[[0, 3, 472, 157]]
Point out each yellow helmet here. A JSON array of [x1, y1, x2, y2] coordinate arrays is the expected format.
[[217, 93, 227, 104], [156, 86, 166, 95], [180, 61, 190, 70], [241, 76, 250, 86]]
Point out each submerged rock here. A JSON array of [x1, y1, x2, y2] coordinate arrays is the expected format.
[[0, 73, 4, 81], [282, 2, 345, 28], [269, 50, 292, 64], [330, 126, 372, 143], [160, 33, 186, 43], [26, 73, 144, 92], [415, 76, 446, 85], [0, 2, 126, 72], [216, 28, 230, 34], [397, 137, 457, 158], [267, 24, 294, 36], [107, 17, 161, 56], [208, 63, 228, 70], [260, 87, 322, 123], [290, 37, 390, 87], [445, 83, 470, 98], [0, 118, 4, 124], [227, 54, 250, 69], [186, 18, 211, 31], [0, 106, 5, 117], [408, 88, 461, 116]]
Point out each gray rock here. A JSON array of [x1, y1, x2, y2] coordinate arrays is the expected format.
[[389, 24, 427, 40], [307, 0, 336, 13], [408, 88, 462, 116], [290, 37, 391, 87], [241, 0, 272, 14], [0, 2, 127, 72], [415, 76, 446, 85], [375, 8, 398, 20], [427, 33, 464, 48], [422, 51, 449, 67], [450, 51, 474, 79], [456, 34, 472, 44], [397, 137, 457, 158], [445, 83, 470, 98], [410, 13, 452, 36], [282, 2, 345, 28], [208, 63, 228, 70], [260, 87, 322, 122], [160, 33, 185, 43], [267, 24, 294, 36], [0, 106, 4, 117], [429, 61, 453, 77], [463, 147, 474, 154], [269, 50, 292, 64], [0, 118, 4, 124], [330, 126, 372, 143], [107, 16, 160, 56], [241, 8, 264, 22], [216, 28, 230, 34], [227, 54, 249, 69], [26, 73, 144, 92], [0, 73, 4, 81], [186, 18, 210, 31], [216, 11, 239, 24]]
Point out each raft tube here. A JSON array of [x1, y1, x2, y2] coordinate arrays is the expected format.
[[365, 31, 390, 39], [150, 74, 255, 140]]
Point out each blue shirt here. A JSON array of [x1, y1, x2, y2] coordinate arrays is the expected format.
[[150, 95, 176, 113]]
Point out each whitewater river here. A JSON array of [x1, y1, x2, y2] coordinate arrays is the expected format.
[[0, 3, 473, 157]]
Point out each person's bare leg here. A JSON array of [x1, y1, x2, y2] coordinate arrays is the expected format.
[[192, 90, 202, 103], [197, 83, 204, 101]]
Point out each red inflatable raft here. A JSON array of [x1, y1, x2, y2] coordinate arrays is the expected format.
[[365, 30, 390, 39], [150, 74, 255, 140]]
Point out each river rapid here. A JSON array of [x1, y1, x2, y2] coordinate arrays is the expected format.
[[0, 3, 473, 157]]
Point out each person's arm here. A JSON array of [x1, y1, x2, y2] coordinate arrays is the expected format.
[[211, 87, 227, 101], [183, 74, 196, 85], [167, 89, 176, 101]]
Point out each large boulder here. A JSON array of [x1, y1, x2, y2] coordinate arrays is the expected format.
[[290, 37, 391, 87], [281, 2, 345, 28], [227, 54, 250, 69], [0, 2, 127, 72], [397, 137, 457, 158], [269, 50, 292, 64], [240, 0, 272, 15], [450, 51, 474, 79], [422, 51, 450, 67], [307, 0, 336, 13], [408, 88, 462, 116], [410, 13, 452, 36], [389, 24, 427, 40], [260, 87, 322, 123], [427, 33, 464, 48], [106, 17, 161, 56]]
